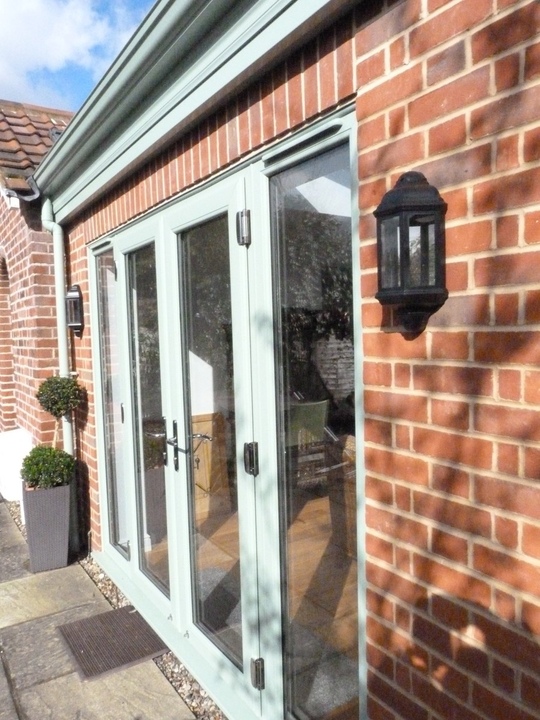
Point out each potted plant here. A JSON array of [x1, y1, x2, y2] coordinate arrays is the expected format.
[[21, 375, 84, 572]]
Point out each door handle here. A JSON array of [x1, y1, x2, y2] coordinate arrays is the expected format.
[[167, 420, 180, 471]]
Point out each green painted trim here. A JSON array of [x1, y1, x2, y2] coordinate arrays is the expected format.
[[34, 0, 357, 224]]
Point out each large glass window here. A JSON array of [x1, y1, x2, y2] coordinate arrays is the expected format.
[[96, 250, 129, 555], [271, 144, 359, 720]]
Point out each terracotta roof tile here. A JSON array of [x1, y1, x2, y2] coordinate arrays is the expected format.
[[0, 98, 73, 198]]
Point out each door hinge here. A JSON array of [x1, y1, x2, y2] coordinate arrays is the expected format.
[[236, 209, 251, 247], [244, 442, 259, 477], [251, 657, 265, 690]]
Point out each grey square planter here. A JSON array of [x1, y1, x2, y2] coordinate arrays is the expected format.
[[22, 482, 71, 572]]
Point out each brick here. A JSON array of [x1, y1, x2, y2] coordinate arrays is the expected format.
[[336, 16, 355, 100], [522, 523, 540, 560], [364, 360, 392, 387], [358, 114, 386, 149], [492, 659, 515, 695], [432, 465, 471, 499], [356, 0, 421, 55], [356, 50, 385, 87], [411, 0, 492, 58], [369, 674, 428, 720], [427, 40, 466, 87], [366, 506, 429, 549], [366, 446, 430, 485], [495, 516, 518, 549], [359, 132, 425, 176], [357, 64, 423, 120], [493, 292, 519, 325], [475, 475, 540, 521], [499, 368, 521, 401], [525, 39, 540, 81], [409, 68, 490, 128], [414, 365, 493, 398], [366, 475, 394, 504], [431, 528, 468, 563], [522, 673, 540, 711], [412, 554, 491, 605], [524, 290, 540, 323], [367, 533, 395, 564], [446, 220, 492, 256], [472, 610, 540, 676], [524, 370, 540, 404], [497, 442, 519, 475], [431, 397, 470, 432], [364, 331, 427, 360], [522, 599, 540, 636], [286, 51, 304, 129], [524, 211, 540, 244], [496, 214, 519, 248], [471, 2, 540, 63], [523, 447, 540, 480], [390, 37, 405, 70], [524, 126, 540, 164], [365, 417, 393, 446], [365, 389, 428, 423], [429, 115, 467, 156], [496, 134, 520, 172], [394, 363, 411, 388], [495, 52, 522, 92], [414, 489, 491, 537], [388, 106, 406, 137], [414, 425, 493, 470], [475, 331, 540, 365], [471, 86, 540, 140], [318, 29, 336, 112], [366, 559, 424, 605], [412, 143, 492, 189], [430, 331, 469, 361]]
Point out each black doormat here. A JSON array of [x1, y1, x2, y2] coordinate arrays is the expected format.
[[58, 605, 168, 680]]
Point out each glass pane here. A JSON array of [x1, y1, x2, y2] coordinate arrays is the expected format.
[[180, 215, 242, 666], [271, 144, 359, 720], [409, 214, 436, 287], [380, 216, 401, 289], [96, 251, 129, 554], [128, 243, 170, 593]]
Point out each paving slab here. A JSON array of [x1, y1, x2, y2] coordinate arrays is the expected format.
[[0, 564, 104, 629], [18, 660, 195, 720], [0, 599, 111, 690], [0, 654, 19, 720]]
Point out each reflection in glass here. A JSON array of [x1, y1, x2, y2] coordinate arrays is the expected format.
[[271, 144, 359, 720], [409, 215, 436, 287], [96, 250, 129, 554], [180, 215, 243, 666], [380, 216, 401, 289], [128, 243, 170, 593]]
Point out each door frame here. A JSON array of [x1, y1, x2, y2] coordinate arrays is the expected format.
[[89, 106, 365, 720]]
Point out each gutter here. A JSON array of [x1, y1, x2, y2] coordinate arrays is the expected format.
[[41, 197, 74, 456]]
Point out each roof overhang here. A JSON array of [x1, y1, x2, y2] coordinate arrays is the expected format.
[[34, 0, 358, 224]]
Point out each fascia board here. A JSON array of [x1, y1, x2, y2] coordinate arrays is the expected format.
[[34, 0, 355, 224]]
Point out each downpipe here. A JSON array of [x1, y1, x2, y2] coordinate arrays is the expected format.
[[41, 197, 74, 456]]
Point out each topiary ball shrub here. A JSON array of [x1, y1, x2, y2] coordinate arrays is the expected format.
[[36, 376, 85, 419], [21, 445, 76, 489]]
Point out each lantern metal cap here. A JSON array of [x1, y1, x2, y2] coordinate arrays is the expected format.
[[374, 171, 447, 217]]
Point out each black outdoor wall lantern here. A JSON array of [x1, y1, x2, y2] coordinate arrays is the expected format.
[[65, 284, 84, 336], [374, 171, 448, 333]]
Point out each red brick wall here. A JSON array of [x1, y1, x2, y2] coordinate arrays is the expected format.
[[357, 0, 540, 718], [64, 0, 540, 718], [0, 197, 59, 443]]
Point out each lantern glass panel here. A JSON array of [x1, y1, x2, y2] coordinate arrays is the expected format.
[[380, 215, 401, 289], [408, 214, 436, 288]]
